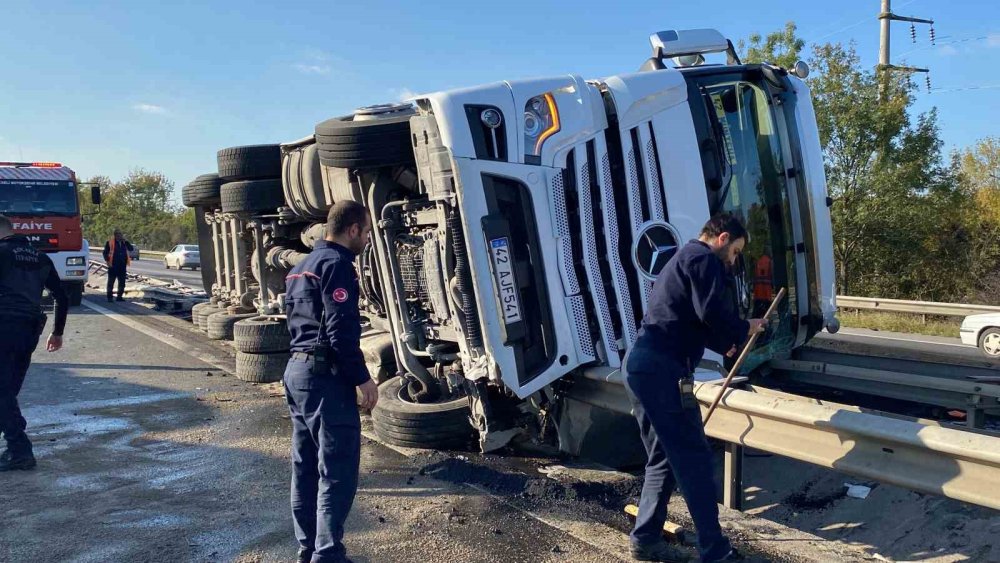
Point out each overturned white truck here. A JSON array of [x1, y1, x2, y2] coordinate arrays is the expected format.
[[183, 29, 838, 458]]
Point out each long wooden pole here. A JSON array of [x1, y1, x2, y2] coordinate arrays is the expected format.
[[702, 287, 786, 425]]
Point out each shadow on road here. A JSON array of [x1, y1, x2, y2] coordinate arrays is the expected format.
[[33, 362, 215, 373]]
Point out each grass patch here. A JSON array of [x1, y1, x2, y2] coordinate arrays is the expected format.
[[839, 310, 961, 338]]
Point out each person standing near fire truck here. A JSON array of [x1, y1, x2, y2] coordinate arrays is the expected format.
[[102, 228, 134, 302]]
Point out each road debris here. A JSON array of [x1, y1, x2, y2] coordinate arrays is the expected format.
[[845, 484, 873, 500]]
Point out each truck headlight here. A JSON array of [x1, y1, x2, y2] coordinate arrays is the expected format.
[[524, 93, 560, 161], [66, 257, 85, 266]]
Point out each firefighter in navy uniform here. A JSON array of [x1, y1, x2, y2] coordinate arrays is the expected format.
[[625, 214, 767, 563], [283, 201, 379, 563], [0, 215, 67, 472]]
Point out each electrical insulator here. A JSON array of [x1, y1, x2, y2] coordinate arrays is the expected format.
[[929, 26, 936, 45], [926, 74, 932, 93], [910, 23, 917, 43]]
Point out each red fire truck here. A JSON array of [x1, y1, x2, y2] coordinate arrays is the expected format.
[[0, 162, 101, 306]]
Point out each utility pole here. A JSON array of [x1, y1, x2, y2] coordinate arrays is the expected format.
[[877, 0, 934, 100], [879, 0, 892, 69]]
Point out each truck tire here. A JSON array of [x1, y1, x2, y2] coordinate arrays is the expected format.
[[233, 316, 290, 353], [220, 179, 284, 214], [196, 304, 224, 332], [217, 144, 281, 182], [206, 311, 256, 341], [371, 377, 475, 450], [182, 174, 222, 207], [64, 282, 84, 307], [314, 110, 415, 169], [191, 302, 215, 327], [282, 140, 329, 220], [235, 351, 288, 383]]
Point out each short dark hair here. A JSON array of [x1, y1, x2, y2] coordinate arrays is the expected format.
[[0, 215, 11, 232], [326, 200, 369, 237], [700, 213, 748, 242]]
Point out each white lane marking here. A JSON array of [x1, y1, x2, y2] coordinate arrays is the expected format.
[[837, 329, 971, 349], [82, 299, 234, 375]]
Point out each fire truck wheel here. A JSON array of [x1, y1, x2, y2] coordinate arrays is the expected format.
[[217, 144, 281, 182], [314, 110, 415, 169], [220, 179, 285, 214], [182, 174, 222, 207], [371, 377, 475, 450], [66, 283, 83, 307], [206, 311, 256, 341], [235, 351, 288, 383]]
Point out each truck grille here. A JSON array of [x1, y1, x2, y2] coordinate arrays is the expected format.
[[551, 122, 670, 367]]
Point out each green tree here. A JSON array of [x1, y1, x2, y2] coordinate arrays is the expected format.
[[739, 21, 805, 68], [79, 168, 194, 251], [807, 41, 963, 299], [955, 138, 1000, 304], [739, 23, 979, 302]]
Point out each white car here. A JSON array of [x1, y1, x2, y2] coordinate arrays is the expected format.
[[164, 244, 200, 270], [960, 313, 1000, 358]]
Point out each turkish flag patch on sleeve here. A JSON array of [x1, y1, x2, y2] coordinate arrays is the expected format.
[[332, 288, 349, 303]]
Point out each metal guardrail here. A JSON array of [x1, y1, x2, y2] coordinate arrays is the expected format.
[[567, 372, 1000, 511], [838, 295, 1000, 317], [88, 248, 168, 259], [696, 381, 1000, 510], [770, 352, 1000, 428]]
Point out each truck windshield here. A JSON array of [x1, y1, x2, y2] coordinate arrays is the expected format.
[[685, 69, 799, 368], [0, 180, 79, 217]]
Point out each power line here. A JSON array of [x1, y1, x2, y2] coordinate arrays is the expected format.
[[927, 84, 1000, 93], [809, 0, 921, 43], [896, 35, 989, 58]]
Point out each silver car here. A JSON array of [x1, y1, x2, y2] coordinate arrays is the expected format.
[[164, 244, 200, 270]]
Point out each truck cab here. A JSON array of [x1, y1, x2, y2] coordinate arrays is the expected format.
[[351, 28, 838, 451], [0, 162, 93, 305]]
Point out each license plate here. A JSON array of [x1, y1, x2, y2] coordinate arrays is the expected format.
[[489, 237, 522, 324]]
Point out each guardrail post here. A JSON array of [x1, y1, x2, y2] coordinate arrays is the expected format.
[[968, 404, 985, 429], [723, 442, 744, 510]]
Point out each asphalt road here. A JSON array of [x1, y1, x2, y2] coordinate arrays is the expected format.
[[1, 304, 622, 563], [89, 249, 204, 289], [811, 327, 1000, 369], [2, 299, 990, 561]]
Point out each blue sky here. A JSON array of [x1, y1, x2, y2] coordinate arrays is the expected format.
[[1, 0, 997, 204]]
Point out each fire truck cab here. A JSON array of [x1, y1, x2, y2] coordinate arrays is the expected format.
[[0, 162, 97, 306]]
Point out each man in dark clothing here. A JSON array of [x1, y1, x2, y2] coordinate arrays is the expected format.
[[625, 214, 767, 562], [102, 228, 134, 302], [0, 215, 68, 471], [283, 201, 379, 563]]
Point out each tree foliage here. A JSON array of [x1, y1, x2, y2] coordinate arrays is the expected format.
[[741, 24, 997, 304], [79, 169, 196, 251], [739, 21, 805, 69], [955, 138, 1000, 304]]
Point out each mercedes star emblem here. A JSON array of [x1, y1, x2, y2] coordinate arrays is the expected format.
[[633, 222, 680, 281]]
